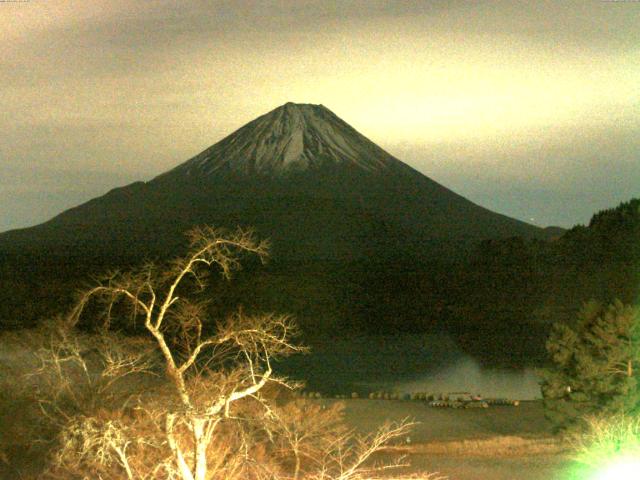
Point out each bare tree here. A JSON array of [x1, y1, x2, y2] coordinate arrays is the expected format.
[[31, 226, 425, 480], [61, 226, 305, 480]]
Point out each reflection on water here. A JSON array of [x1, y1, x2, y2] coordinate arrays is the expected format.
[[277, 333, 542, 399]]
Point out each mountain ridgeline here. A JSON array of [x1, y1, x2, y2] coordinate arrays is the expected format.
[[2, 103, 635, 365], [0, 103, 548, 261]]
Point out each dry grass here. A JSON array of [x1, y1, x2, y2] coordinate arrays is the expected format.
[[385, 435, 568, 457], [362, 474, 448, 480]]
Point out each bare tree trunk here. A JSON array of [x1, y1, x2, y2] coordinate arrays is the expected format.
[[293, 446, 301, 480], [167, 414, 195, 480], [192, 417, 208, 480]]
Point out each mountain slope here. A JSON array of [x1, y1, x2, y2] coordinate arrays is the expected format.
[[0, 103, 548, 261]]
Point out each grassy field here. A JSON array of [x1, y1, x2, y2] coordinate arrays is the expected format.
[[320, 398, 574, 480]]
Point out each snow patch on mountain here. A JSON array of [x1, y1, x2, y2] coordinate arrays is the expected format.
[[165, 103, 401, 178]]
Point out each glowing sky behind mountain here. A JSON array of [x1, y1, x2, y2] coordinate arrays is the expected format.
[[1, 0, 638, 231]]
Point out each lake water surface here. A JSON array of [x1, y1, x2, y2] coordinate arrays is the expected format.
[[278, 333, 542, 399]]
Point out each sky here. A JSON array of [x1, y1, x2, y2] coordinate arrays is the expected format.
[[1, 0, 638, 232]]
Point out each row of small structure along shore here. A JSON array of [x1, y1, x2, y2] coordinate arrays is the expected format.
[[294, 390, 520, 407]]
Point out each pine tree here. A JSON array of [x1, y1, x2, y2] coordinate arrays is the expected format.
[[540, 299, 640, 432]]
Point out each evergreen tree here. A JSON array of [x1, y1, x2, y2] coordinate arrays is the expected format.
[[540, 299, 640, 432]]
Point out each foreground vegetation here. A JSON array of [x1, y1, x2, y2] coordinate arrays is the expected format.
[[1, 227, 436, 479]]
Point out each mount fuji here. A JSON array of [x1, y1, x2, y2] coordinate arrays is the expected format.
[[0, 102, 550, 262]]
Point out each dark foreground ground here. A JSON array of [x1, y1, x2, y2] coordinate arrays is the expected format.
[[0, 398, 575, 480], [0, 334, 586, 480], [321, 399, 575, 480]]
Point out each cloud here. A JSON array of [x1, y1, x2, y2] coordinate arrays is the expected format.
[[386, 122, 640, 227], [0, 165, 140, 232], [1, 0, 638, 231]]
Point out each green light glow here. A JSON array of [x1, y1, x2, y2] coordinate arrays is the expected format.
[[590, 458, 640, 480], [565, 416, 640, 480]]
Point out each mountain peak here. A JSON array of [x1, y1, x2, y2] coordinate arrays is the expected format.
[[281, 101, 324, 108], [271, 101, 329, 117], [164, 102, 400, 178]]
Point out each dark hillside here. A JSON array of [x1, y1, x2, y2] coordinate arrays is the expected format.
[[441, 198, 640, 365], [0, 103, 559, 365]]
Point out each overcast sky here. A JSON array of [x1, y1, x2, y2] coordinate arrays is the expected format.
[[1, 0, 638, 232]]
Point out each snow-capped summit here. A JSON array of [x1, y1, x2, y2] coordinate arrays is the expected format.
[[167, 102, 398, 177]]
